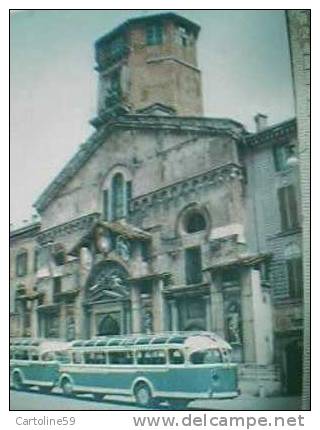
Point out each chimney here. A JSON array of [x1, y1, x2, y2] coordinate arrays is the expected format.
[[254, 113, 268, 132]]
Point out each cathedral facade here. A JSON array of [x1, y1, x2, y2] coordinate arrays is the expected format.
[[10, 13, 303, 395]]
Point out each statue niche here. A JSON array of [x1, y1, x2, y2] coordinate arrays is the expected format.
[[86, 261, 129, 302]]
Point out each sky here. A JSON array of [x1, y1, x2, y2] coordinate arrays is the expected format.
[[10, 9, 295, 225]]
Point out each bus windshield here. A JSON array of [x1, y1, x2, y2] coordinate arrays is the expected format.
[[190, 348, 222, 365]]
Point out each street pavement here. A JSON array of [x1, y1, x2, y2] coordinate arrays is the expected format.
[[10, 390, 145, 411], [10, 389, 302, 411]]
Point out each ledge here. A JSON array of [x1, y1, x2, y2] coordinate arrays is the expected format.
[[163, 282, 210, 296], [131, 163, 244, 213], [203, 253, 271, 272]]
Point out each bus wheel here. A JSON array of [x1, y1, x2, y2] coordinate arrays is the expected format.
[[61, 379, 74, 397], [12, 373, 25, 391], [134, 382, 154, 408], [93, 393, 105, 402], [168, 399, 189, 410]]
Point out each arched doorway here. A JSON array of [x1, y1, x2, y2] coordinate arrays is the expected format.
[[98, 315, 120, 336], [285, 340, 303, 395]]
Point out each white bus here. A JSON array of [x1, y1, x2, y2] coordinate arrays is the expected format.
[[58, 332, 239, 409]]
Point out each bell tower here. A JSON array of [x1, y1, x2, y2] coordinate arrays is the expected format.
[[94, 13, 203, 120]]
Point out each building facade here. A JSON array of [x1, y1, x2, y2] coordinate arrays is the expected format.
[[10, 13, 303, 395], [10, 219, 41, 338]]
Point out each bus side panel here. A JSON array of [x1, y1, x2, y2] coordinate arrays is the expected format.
[[64, 367, 170, 393], [149, 366, 238, 396], [213, 366, 238, 393], [64, 367, 139, 392], [23, 362, 60, 385]]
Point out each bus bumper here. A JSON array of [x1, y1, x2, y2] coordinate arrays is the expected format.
[[208, 391, 240, 399]]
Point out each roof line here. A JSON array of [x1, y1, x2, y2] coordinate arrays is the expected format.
[[95, 12, 201, 47], [33, 115, 246, 213]]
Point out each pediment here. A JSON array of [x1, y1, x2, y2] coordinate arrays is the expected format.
[[69, 220, 151, 265]]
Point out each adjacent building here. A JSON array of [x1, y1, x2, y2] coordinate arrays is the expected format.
[[10, 13, 303, 395]]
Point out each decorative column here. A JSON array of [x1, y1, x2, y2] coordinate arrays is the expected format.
[[209, 273, 224, 337], [78, 247, 92, 339], [17, 300, 24, 337], [131, 284, 141, 333], [59, 302, 66, 339], [125, 301, 132, 334], [121, 301, 130, 334], [152, 278, 165, 332], [169, 299, 179, 332], [30, 300, 38, 338], [204, 295, 212, 331], [240, 267, 273, 365]]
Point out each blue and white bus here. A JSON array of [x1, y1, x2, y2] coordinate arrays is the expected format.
[[10, 339, 70, 393], [58, 332, 239, 408]]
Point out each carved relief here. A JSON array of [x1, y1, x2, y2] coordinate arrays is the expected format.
[[223, 291, 242, 346], [115, 236, 131, 261], [95, 227, 112, 254], [87, 261, 129, 302]]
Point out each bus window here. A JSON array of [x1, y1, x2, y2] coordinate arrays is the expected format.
[[169, 349, 185, 365], [30, 352, 39, 361], [84, 352, 106, 365], [15, 349, 29, 360], [42, 352, 55, 361], [54, 351, 70, 363], [84, 352, 94, 364], [72, 352, 82, 364], [94, 352, 106, 364], [190, 349, 222, 365], [109, 351, 133, 365], [136, 350, 166, 365]]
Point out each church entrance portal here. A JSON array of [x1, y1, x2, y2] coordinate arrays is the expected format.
[[98, 313, 121, 336]]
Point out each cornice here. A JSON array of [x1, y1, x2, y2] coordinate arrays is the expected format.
[[37, 213, 100, 245], [10, 222, 41, 241], [130, 162, 244, 213], [244, 118, 297, 147]]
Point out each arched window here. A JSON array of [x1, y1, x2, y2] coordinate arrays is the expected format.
[[112, 173, 125, 220], [184, 210, 207, 233], [102, 168, 132, 221]]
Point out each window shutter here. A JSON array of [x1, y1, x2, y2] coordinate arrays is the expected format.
[[103, 189, 109, 221], [287, 257, 303, 298], [126, 180, 132, 213], [278, 186, 299, 231], [287, 260, 295, 297], [278, 188, 288, 231], [288, 185, 299, 228], [294, 258, 303, 298]]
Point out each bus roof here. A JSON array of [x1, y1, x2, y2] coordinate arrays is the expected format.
[[10, 338, 70, 354], [70, 332, 232, 350]]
